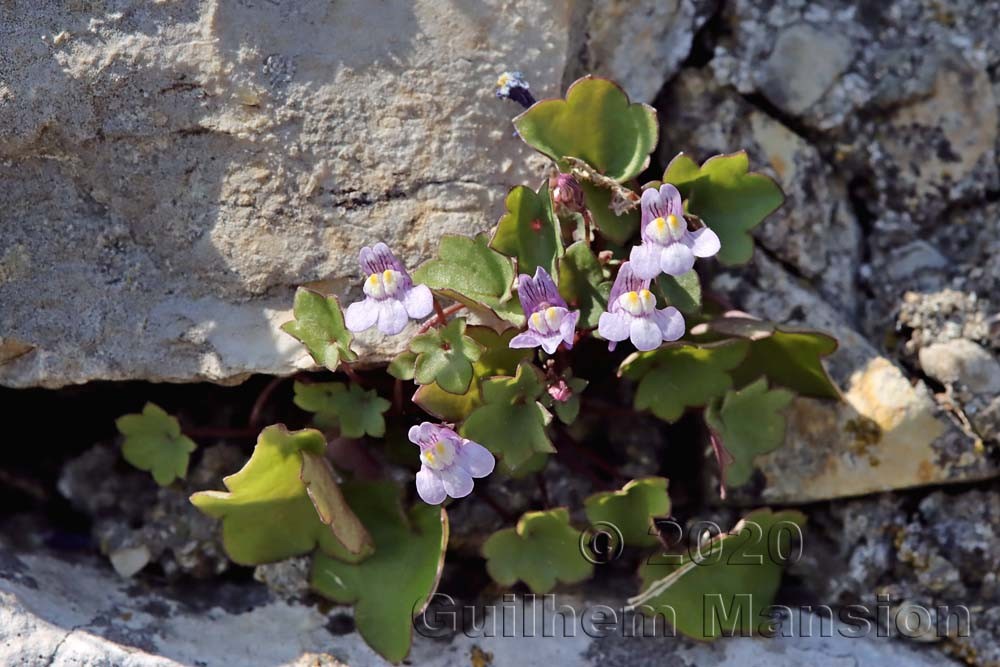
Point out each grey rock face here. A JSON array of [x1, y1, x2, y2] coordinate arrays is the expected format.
[[0, 0, 575, 388], [583, 0, 717, 103], [0, 544, 965, 667]]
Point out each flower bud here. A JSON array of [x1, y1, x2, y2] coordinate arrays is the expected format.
[[549, 173, 586, 215]]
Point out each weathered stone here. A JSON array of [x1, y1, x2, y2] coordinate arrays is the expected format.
[[758, 23, 854, 116], [713, 253, 998, 504], [919, 339, 1000, 395], [0, 0, 575, 388], [0, 544, 965, 667], [659, 69, 861, 314], [582, 0, 717, 103], [794, 489, 1000, 665]]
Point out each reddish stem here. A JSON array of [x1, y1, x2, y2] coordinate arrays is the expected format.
[[341, 363, 365, 386], [416, 303, 465, 334], [249, 376, 284, 427]]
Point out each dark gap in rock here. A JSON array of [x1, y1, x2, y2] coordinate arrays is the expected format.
[[846, 174, 879, 302], [682, 0, 729, 70], [755, 242, 810, 284], [739, 92, 817, 145]]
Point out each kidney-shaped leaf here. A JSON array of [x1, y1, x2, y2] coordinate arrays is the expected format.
[[482, 508, 594, 594], [557, 241, 610, 329], [190, 425, 371, 565], [293, 381, 391, 438], [281, 287, 357, 371], [491, 182, 562, 276], [663, 152, 784, 266], [461, 362, 555, 471], [584, 477, 671, 548], [116, 402, 196, 486], [633, 509, 805, 640], [409, 318, 484, 395], [311, 481, 448, 664], [514, 76, 657, 182], [620, 341, 750, 423], [705, 379, 794, 488], [411, 234, 522, 326]]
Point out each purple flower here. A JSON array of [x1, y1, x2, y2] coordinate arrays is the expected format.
[[345, 243, 433, 336], [629, 184, 721, 279], [509, 267, 580, 354], [410, 422, 495, 505], [598, 262, 685, 351]]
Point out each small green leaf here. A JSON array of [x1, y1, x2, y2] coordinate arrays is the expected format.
[[634, 509, 805, 640], [703, 318, 840, 399], [581, 181, 641, 244], [663, 152, 784, 266], [409, 318, 484, 394], [190, 425, 370, 565], [657, 271, 701, 315], [584, 477, 670, 548], [491, 182, 562, 276], [311, 481, 448, 664], [280, 287, 357, 371], [620, 341, 750, 423], [557, 241, 610, 329], [293, 381, 391, 439], [387, 350, 417, 380], [461, 362, 555, 471], [513, 76, 657, 182], [482, 508, 594, 593], [413, 327, 532, 421], [705, 379, 794, 488], [116, 403, 196, 486], [411, 234, 522, 326]]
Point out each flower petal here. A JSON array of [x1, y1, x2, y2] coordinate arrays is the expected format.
[[658, 183, 683, 217], [608, 262, 648, 306], [684, 227, 721, 258], [640, 187, 666, 227], [629, 243, 662, 280], [402, 284, 434, 319], [559, 310, 580, 349], [598, 311, 630, 342], [509, 331, 544, 349], [416, 467, 447, 505], [533, 267, 566, 308], [630, 317, 663, 351], [538, 333, 564, 355], [655, 306, 686, 342], [439, 466, 474, 499], [376, 299, 409, 335], [345, 298, 379, 332], [457, 441, 495, 478], [659, 243, 695, 276]]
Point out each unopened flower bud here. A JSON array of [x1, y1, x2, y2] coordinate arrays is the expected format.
[[495, 71, 536, 109], [549, 173, 586, 215], [547, 378, 573, 403]]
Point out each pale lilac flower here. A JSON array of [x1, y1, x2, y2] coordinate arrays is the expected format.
[[345, 243, 433, 336], [629, 184, 721, 279], [598, 262, 685, 352], [410, 422, 495, 505], [509, 267, 580, 354]]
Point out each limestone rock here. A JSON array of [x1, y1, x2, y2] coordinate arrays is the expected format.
[[0, 0, 575, 388], [0, 544, 964, 667], [712, 253, 998, 504], [757, 23, 854, 116], [582, 0, 717, 103], [659, 69, 861, 313], [919, 339, 1000, 395]]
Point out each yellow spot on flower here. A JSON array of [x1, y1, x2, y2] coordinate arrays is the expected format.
[[496, 73, 510, 88], [667, 214, 682, 231]]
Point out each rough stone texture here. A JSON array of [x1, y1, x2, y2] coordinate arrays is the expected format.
[[57, 443, 241, 579], [659, 69, 861, 314], [794, 489, 1000, 666], [582, 0, 717, 103], [0, 545, 965, 667], [711, 253, 998, 504], [0, 0, 574, 388]]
